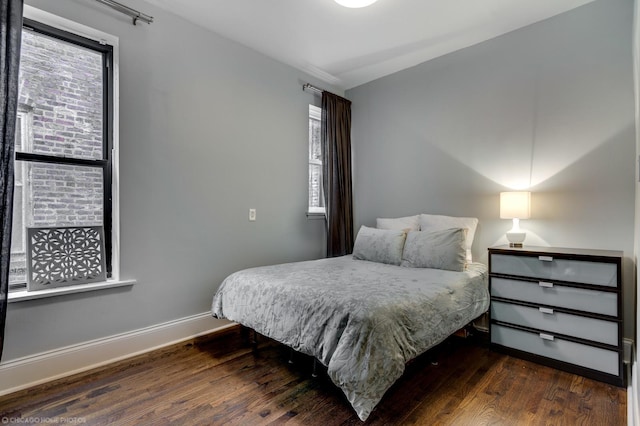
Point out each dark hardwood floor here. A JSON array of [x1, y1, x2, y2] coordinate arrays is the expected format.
[[0, 326, 626, 425]]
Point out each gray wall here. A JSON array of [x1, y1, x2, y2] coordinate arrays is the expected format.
[[3, 0, 333, 361], [348, 0, 636, 337], [633, 0, 639, 412]]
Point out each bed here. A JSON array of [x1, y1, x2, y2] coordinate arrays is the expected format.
[[211, 215, 490, 421]]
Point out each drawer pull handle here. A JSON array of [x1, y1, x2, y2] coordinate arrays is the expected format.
[[539, 281, 554, 288], [539, 307, 554, 315], [539, 333, 555, 341], [539, 256, 554, 262]]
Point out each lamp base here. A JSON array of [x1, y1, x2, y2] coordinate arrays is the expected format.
[[506, 231, 526, 247]]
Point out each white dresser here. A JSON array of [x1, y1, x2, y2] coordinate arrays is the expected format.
[[489, 245, 624, 386]]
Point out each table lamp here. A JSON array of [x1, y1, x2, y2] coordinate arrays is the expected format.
[[500, 191, 531, 248]]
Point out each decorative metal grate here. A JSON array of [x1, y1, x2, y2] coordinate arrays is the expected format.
[[27, 226, 106, 291]]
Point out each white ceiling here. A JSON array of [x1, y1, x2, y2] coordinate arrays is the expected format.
[[142, 0, 597, 90]]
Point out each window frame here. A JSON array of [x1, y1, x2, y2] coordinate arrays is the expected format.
[[9, 6, 121, 292], [307, 104, 325, 217], [11, 110, 30, 255]]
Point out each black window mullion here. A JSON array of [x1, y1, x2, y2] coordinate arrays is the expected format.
[[15, 152, 108, 167]]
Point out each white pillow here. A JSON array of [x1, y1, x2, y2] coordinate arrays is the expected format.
[[376, 215, 420, 231], [418, 214, 478, 262], [352, 226, 407, 266], [401, 229, 467, 271]]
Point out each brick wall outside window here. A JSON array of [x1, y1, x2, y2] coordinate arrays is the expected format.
[[10, 30, 105, 284]]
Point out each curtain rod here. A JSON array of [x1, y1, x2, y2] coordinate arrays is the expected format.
[[302, 83, 324, 95], [303, 82, 351, 103], [94, 0, 154, 25]]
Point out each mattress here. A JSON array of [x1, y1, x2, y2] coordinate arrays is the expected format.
[[211, 255, 489, 420]]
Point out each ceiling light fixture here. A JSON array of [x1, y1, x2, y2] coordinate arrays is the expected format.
[[334, 0, 378, 8]]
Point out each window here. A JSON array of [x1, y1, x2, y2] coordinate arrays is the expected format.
[[308, 105, 324, 214], [9, 16, 115, 290]]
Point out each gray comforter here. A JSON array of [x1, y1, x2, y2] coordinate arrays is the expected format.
[[211, 255, 489, 421]]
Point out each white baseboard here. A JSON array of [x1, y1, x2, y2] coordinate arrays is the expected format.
[[0, 313, 235, 397]]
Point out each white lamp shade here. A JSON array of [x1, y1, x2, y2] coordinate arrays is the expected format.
[[500, 192, 531, 219]]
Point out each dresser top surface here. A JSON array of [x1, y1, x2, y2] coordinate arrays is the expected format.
[[489, 245, 623, 259]]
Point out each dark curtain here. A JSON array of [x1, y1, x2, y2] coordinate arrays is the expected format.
[[321, 92, 354, 257], [0, 0, 23, 360]]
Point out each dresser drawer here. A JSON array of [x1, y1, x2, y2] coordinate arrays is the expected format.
[[491, 324, 619, 376], [491, 254, 617, 287], [490, 277, 617, 317], [491, 301, 618, 346]]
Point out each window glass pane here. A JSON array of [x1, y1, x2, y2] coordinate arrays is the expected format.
[[10, 115, 25, 284], [17, 30, 104, 160], [10, 187, 24, 252], [9, 186, 25, 285], [14, 114, 23, 183], [28, 162, 103, 227], [9, 162, 103, 284], [308, 105, 323, 211], [309, 164, 323, 209], [15, 113, 22, 147], [309, 112, 321, 162]]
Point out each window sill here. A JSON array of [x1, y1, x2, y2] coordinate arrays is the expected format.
[[306, 212, 326, 220], [7, 279, 136, 303]]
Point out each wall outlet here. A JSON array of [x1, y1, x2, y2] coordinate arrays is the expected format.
[[249, 208, 256, 221]]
